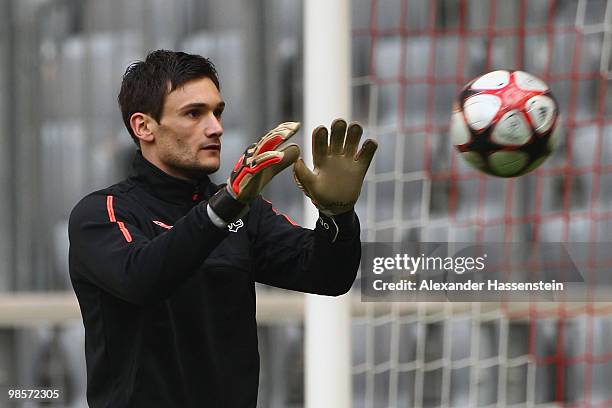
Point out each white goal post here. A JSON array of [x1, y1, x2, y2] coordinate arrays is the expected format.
[[303, 0, 353, 407]]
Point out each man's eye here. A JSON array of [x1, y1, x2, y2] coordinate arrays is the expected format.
[[214, 109, 224, 119], [187, 110, 200, 118]]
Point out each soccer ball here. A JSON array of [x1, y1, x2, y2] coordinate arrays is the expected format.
[[451, 70, 560, 177]]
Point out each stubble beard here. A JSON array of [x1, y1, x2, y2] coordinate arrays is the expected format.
[[166, 154, 219, 179], [159, 139, 220, 180]]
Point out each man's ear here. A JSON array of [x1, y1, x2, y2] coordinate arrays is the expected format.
[[130, 112, 157, 144]]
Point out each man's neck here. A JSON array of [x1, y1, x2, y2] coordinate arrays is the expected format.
[[140, 151, 193, 181]]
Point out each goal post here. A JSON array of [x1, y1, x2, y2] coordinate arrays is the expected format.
[[303, 0, 353, 407]]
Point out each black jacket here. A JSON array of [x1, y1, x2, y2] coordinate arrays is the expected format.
[[68, 152, 361, 407]]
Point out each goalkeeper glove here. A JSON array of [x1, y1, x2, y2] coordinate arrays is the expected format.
[[293, 119, 377, 216], [208, 122, 300, 224]]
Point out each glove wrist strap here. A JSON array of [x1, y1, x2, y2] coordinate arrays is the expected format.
[[208, 186, 249, 224]]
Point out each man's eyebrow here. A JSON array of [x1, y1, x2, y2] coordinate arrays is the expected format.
[[178, 101, 226, 111]]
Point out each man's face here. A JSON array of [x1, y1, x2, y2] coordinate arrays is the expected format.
[[150, 77, 225, 179]]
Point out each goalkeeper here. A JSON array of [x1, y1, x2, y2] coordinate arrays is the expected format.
[[68, 50, 376, 408]]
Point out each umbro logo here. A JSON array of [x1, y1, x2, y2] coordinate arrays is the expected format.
[[152, 220, 173, 230], [228, 219, 244, 233]]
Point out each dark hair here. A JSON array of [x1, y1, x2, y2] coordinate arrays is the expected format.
[[118, 50, 220, 146]]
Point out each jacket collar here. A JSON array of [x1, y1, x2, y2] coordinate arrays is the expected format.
[[129, 151, 218, 204]]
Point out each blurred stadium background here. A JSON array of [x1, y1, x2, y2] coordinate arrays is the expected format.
[[0, 0, 612, 407]]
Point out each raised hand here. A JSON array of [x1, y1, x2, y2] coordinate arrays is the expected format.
[[294, 119, 377, 216], [209, 122, 300, 223]]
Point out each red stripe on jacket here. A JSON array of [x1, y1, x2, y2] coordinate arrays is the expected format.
[[106, 195, 133, 242]]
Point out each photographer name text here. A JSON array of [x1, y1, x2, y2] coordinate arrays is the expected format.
[[372, 279, 564, 292]]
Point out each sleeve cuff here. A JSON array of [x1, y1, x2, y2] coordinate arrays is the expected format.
[[316, 210, 358, 243], [206, 204, 229, 229], [208, 185, 249, 224]]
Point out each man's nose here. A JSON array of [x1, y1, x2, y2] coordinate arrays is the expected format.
[[206, 115, 223, 138]]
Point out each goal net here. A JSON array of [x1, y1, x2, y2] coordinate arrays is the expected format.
[[350, 0, 612, 407]]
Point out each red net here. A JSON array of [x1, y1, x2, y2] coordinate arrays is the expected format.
[[352, 0, 612, 406]]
